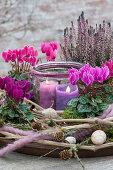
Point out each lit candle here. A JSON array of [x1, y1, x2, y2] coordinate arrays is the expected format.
[[56, 83, 79, 110], [39, 80, 58, 109]]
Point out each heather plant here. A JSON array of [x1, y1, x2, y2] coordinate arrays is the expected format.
[[0, 77, 34, 123], [60, 12, 113, 67]]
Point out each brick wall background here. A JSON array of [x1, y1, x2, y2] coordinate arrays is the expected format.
[[0, 0, 113, 74]]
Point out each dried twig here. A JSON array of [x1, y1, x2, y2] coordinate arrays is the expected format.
[[24, 98, 44, 111], [51, 118, 113, 126]]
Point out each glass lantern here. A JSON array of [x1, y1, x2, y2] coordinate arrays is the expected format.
[[31, 62, 83, 110]]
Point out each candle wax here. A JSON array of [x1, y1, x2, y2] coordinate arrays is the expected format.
[[39, 81, 58, 109], [56, 83, 79, 110]]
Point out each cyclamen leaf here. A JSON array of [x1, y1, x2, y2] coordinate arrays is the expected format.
[[99, 103, 108, 110], [86, 112, 95, 118], [0, 108, 2, 114], [67, 98, 79, 106], [77, 104, 92, 113], [92, 105, 99, 113], [8, 110, 15, 118], [106, 94, 113, 103], [95, 96, 102, 103], [105, 86, 112, 93], [96, 111, 103, 116], [79, 96, 89, 104], [89, 101, 97, 107], [27, 114, 34, 121]]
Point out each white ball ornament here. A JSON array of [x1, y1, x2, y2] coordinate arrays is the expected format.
[[91, 130, 106, 145], [65, 136, 76, 144], [42, 108, 58, 118]]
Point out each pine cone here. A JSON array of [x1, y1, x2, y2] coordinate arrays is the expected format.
[[32, 121, 42, 131], [60, 149, 73, 160], [54, 131, 64, 142]]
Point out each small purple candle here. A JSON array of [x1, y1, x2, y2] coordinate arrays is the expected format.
[[39, 80, 58, 109], [56, 83, 79, 110]]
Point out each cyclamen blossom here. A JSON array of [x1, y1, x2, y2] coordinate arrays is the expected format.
[[2, 46, 38, 67], [68, 68, 79, 85], [49, 42, 59, 51], [93, 66, 109, 83], [0, 77, 33, 102], [13, 89, 23, 101], [69, 63, 110, 87], [79, 64, 90, 78], [102, 59, 113, 79], [40, 41, 59, 61], [81, 72, 94, 86]]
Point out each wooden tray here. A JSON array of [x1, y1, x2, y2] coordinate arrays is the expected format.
[[0, 139, 113, 158]]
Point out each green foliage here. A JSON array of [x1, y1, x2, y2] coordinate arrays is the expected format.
[[106, 127, 113, 142], [105, 86, 113, 103], [63, 94, 108, 119], [8, 70, 28, 81], [0, 99, 34, 124], [47, 119, 56, 127]]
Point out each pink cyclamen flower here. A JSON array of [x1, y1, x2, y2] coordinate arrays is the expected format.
[[25, 92, 34, 100], [94, 66, 109, 83], [40, 43, 47, 53], [18, 80, 27, 88], [102, 59, 113, 79], [68, 68, 79, 85], [101, 66, 109, 81], [79, 63, 90, 78], [50, 49, 57, 61], [29, 56, 37, 66], [13, 89, 23, 101], [41, 41, 59, 61], [82, 72, 94, 87], [24, 81, 31, 92], [22, 46, 38, 63], [49, 42, 59, 50], [45, 45, 52, 56]]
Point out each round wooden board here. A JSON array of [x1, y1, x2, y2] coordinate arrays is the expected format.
[[0, 139, 113, 158]]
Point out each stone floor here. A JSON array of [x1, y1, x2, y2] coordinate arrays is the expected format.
[[0, 152, 113, 170]]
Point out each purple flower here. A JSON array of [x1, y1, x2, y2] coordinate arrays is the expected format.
[[68, 68, 79, 85], [24, 81, 31, 92], [18, 80, 27, 88], [25, 92, 34, 100], [101, 66, 109, 81], [93, 66, 109, 83], [6, 83, 17, 97], [79, 64, 90, 78], [82, 72, 94, 87], [12, 89, 23, 101], [4, 77, 15, 85], [0, 77, 5, 90]]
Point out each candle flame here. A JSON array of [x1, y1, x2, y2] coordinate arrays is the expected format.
[[66, 86, 70, 93], [46, 79, 49, 84]]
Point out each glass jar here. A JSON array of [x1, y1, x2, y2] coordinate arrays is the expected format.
[[30, 62, 83, 109]]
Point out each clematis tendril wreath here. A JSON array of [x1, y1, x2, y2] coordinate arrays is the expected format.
[[0, 77, 34, 124]]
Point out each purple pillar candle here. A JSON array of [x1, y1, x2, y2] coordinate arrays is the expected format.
[[56, 83, 79, 110], [39, 80, 58, 109]]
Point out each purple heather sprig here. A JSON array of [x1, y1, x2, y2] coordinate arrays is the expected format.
[[0, 77, 34, 102]]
